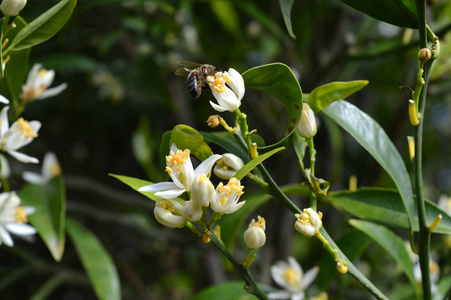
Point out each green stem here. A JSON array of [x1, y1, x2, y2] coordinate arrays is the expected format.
[[307, 138, 317, 210], [209, 231, 269, 300], [235, 109, 252, 151]]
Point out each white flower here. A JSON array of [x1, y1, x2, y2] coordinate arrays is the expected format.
[[183, 200, 203, 222], [0, 106, 40, 163], [208, 68, 245, 112], [243, 216, 266, 250], [1, 0, 26, 16], [191, 173, 216, 207], [269, 256, 319, 300], [295, 208, 322, 237], [138, 144, 221, 199], [20, 64, 67, 102], [210, 177, 245, 214], [0, 191, 36, 246], [0, 154, 10, 179], [214, 153, 244, 180], [296, 103, 317, 139], [154, 199, 186, 228], [22, 152, 61, 185]]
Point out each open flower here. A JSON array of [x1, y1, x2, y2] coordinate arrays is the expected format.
[[20, 64, 67, 102], [210, 177, 245, 214], [244, 216, 266, 250], [139, 144, 221, 199], [269, 256, 319, 300], [295, 208, 322, 237], [22, 152, 61, 185], [0, 191, 36, 246], [208, 68, 244, 112], [0, 106, 40, 163], [214, 153, 244, 180], [154, 199, 186, 228]]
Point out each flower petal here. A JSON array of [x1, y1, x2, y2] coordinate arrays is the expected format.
[[0, 226, 13, 246], [209, 101, 228, 112], [0, 94, 9, 104], [6, 223, 37, 235], [22, 171, 44, 185], [155, 189, 186, 199], [300, 266, 319, 290], [8, 150, 39, 164], [138, 182, 178, 193], [227, 68, 245, 100], [38, 83, 68, 100], [194, 154, 222, 177], [0, 106, 9, 136]]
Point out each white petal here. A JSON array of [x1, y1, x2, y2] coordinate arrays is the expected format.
[[0, 226, 13, 246], [0, 154, 10, 178], [213, 166, 236, 180], [38, 83, 68, 100], [209, 101, 228, 112], [154, 189, 186, 199], [6, 223, 37, 235], [267, 290, 291, 299], [194, 154, 222, 177], [292, 292, 305, 300], [8, 151, 39, 164], [0, 106, 9, 136], [42, 152, 59, 180], [300, 266, 319, 290], [138, 182, 178, 192], [0, 95, 9, 104], [170, 143, 178, 153], [227, 68, 245, 100], [22, 171, 44, 185], [224, 200, 245, 214], [288, 256, 303, 275], [23, 206, 36, 215]]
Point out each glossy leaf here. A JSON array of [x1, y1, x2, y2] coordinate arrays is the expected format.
[[234, 147, 285, 180], [306, 80, 369, 113], [279, 0, 296, 39], [191, 281, 258, 300], [20, 176, 66, 261], [170, 125, 213, 162], [109, 173, 161, 202], [327, 188, 451, 234], [201, 131, 251, 163], [340, 0, 418, 29], [0, 17, 29, 105], [317, 229, 372, 290], [323, 100, 414, 231], [293, 133, 308, 170], [349, 220, 418, 296], [8, 0, 77, 51], [66, 218, 121, 300], [242, 63, 303, 150]]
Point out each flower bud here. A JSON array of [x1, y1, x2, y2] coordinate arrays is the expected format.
[[244, 216, 266, 250], [297, 103, 317, 139], [191, 174, 216, 207], [294, 208, 322, 237], [1, 0, 26, 16], [418, 48, 431, 63], [214, 153, 244, 180], [183, 200, 203, 222], [154, 199, 186, 228], [207, 115, 221, 128], [336, 262, 348, 274]]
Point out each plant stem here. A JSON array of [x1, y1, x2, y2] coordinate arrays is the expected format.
[[307, 138, 317, 210], [209, 230, 269, 300]]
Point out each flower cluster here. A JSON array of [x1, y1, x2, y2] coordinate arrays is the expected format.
[[295, 208, 322, 237], [139, 144, 246, 228]]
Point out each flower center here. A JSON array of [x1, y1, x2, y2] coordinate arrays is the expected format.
[[50, 163, 62, 176], [165, 149, 190, 175], [17, 118, 38, 138], [283, 267, 301, 287], [15, 207, 28, 223], [209, 72, 231, 93]]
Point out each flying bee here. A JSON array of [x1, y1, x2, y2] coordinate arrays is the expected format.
[[175, 61, 222, 99]]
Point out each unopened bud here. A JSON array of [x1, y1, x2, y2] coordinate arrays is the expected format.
[[1, 0, 26, 16], [297, 103, 317, 139], [336, 262, 348, 274], [250, 142, 258, 159], [214, 153, 244, 180], [418, 48, 431, 63], [244, 216, 266, 250], [183, 200, 203, 222], [191, 174, 216, 207], [207, 115, 221, 128], [154, 199, 186, 228], [407, 136, 415, 161]]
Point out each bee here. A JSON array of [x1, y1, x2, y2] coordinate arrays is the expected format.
[[175, 61, 222, 99]]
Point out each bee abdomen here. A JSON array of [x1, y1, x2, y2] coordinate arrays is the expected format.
[[187, 71, 202, 99]]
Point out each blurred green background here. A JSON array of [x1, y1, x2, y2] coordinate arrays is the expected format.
[[1, 0, 451, 299]]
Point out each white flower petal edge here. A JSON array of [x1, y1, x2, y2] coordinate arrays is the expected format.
[[0, 94, 9, 104], [38, 83, 68, 100], [8, 150, 39, 164]]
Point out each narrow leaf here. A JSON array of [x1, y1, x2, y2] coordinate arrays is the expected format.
[[242, 63, 303, 150], [19, 176, 66, 261], [349, 219, 418, 296], [307, 80, 369, 113], [234, 147, 284, 180], [201, 131, 250, 163], [340, 0, 418, 29], [327, 188, 451, 234], [279, 0, 296, 39], [323, 100, 414, 231], [66, 218, 121, 300], [192, 281, 258, 300], [170, 125, 213, 162], [8, 0, 77, 51], [109, 173, 161, 202]]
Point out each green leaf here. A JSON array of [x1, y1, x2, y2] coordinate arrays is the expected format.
[[434, 275, 451, 300], [307, 80, 369, 113], [317, 229, 372, 290], [234, 147, 284, 180], [340, 0, 418, 29], [170, 125, 213, 162], [279, 0, 296, 39], [242, 63, 303, 150], [327, 188, 451, 234], [8, 0, 77, 51], [293, 133, 308, 169], [19, 176, 66, 261], [109, 173, 161, 202], [349, 219, 418, 296], [66, 218, 121, 300], [201, 131, 250, 163], [0, 16, 29, 105], [323, 100, 414, 232], [210, 1, 240, 35], [191, 281, 258, 300]]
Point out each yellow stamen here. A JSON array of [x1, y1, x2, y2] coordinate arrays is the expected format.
[[349, 175, 357, 191], [282, 268, 300, 287], [50, 163, 62, 176], [17, 118, 38, 138], [15, 207, 27, 223], [38, 69, 48, 77]]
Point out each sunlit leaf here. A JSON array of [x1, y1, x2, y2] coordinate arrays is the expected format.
[[20, 176, 66, 261], [170, 125, 213, 162], [191, 281, 258, 300], [109, 173, 161, 202], [234, 147, 284, 180], [349, 220, 418, 296], [323, 100, 414, 231], [66, 218, 121, 300], [327, 188, 451, 234], [306, 80, 369, 113], [279, 0, 296, 39], [8, 0, 77, 51], [340, 0, 418, 29]]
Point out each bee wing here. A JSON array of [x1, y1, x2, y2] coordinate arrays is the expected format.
[[175, 67, 191, 76], [177, 61, 202, 68]]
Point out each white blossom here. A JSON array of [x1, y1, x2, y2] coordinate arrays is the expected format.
[[208, 68, 244, 112], [20, 64, 67, 102], [183, 200, 203, 222], [210, 177, 245, 214], [243, 216, 266, 250], [154, 199, 186, 228], [214, 153, 244, 180], [295, 208, 322, 237], [22, 152, 61, 185]]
